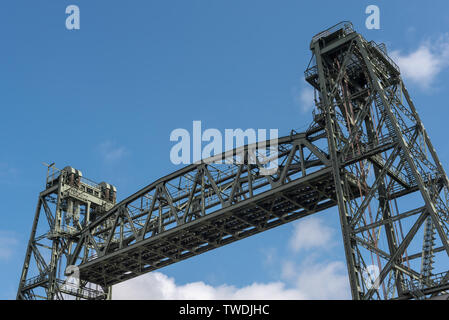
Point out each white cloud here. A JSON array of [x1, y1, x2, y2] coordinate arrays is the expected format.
[[98, 141, 127, 162], [0, 231, 18, 260], [112, 263, 350, 300], [390, 35, 449, 89], [289, 216, 334, 252], [280, 260, 297, 280], [113, 272, 307, 300], [112, 215, 350, 300], [281, 260, 350, 300]]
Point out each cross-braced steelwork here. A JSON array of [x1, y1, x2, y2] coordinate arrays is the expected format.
[[16, 165, 116, 300], [17, 22, 449, 300], [305, 21, 449, 299]]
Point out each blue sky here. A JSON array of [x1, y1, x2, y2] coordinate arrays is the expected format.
[[1, 0, 449, 299]]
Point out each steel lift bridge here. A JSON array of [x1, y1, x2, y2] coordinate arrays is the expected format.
[[17, 22, 449, 300]]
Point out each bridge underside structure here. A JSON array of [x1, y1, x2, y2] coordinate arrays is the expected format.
[[17, 22, 449, 300]]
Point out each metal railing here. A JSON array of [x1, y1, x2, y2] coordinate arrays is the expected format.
[[304, 65, 318, 79], [23, 273, 49, 290], [402, 272, 448, 293], [57, 279, 107, 300], [369, 41, 400, 74], [311, 21, 354, 44]]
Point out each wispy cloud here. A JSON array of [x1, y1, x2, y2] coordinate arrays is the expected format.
[[289, 216, 334, 252], [281, 259, 350, 300], [293, 81, 315, 113], [261, 247, 277, 266], [390, 34, 449, 89], [98, 141, 127, 162]]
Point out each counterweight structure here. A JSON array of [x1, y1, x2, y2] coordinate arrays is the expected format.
[[17, 22, 449, 300]]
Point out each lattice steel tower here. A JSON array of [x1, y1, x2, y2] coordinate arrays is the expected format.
[[16, 165, 116, 299], [17, 22, 449, 300], [304, 22, 449, 299]]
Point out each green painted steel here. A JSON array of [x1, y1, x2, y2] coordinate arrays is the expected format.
[[17, 22, 449, 300]]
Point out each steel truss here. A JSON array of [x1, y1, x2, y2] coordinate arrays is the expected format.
[[17, 22, 449, 300], [68, 133, 349, 286]]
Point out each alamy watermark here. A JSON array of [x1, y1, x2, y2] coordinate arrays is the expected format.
[[362, 264, 381, 290], [62, 265, 80, 293], [170, 121, 279, 175], [365, 5, 380, 30], [63, 5, 379, 31], [66, 5, 80, 30]]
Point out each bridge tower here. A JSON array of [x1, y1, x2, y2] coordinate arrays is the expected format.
[[305, 22, 449, 299], [16, 165, 117, 300]]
